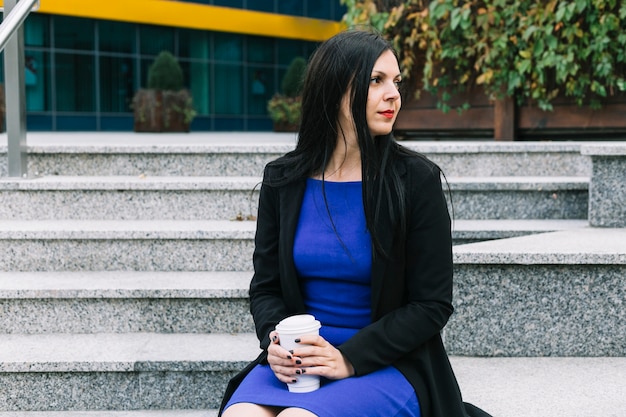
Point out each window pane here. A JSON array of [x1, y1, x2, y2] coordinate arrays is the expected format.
[[99, 21, 136, 54], [213, 0, 243, 7], [215, 33, 242, 62], [55, 16, 94, 50], [247, 36, 273, 64], [247, 0, 274, 13], [183, 60, 211, 115], [277, 39, 303, 66], [179, 29, 210, 59], [139, 58, 153, 89], [25, 51, 51, 111], [307, 0, 331, 20], [278, 0, 303, 16], [55, 53, 96, 112], [100, 56, 135, 112], [304, 41, 320, 58], [140, 25, 175, 56], [334, 2, 348, 21], [214, 64, 242, 115], [248, 66, 273, 115], [24, 14, 49, 47]]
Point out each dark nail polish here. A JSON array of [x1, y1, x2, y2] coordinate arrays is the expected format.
[[301, 368, 306, 374], [272, 335, 277, 342], [296, 359, 302, 365], [295, 370, 301, 375], [294, 338, 301, 343], [287, 355, 292, 359], [292, 379, 297, 383], [289, 350, 294, 354]]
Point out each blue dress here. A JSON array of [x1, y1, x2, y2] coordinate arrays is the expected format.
[[224, 179, 420, 417]]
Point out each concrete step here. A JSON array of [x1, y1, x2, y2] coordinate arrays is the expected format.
[[1, 132, 294, 178], [0, 332, 624, 416], [0, 332, 259, 411], [0, 219, 588, 271], [452, 219, 588, 244], [1, 133, 591, 177], [0, 220, 256, 271], [447, 176, 588, 220], [0, 175, 588, 221], [0, 271, 253, 334], [414, 141, 591, 177], [0, 413, 218, 417], [0, 176, 261, 221], [448, 227, 626, 356], [0, 218, 585, 334]]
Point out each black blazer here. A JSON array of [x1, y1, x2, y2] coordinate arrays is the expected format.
[[219, 150, 491, 417]]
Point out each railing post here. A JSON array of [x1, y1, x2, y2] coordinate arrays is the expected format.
[[3, 0, 28, 177], [494, 96, 516, 141]]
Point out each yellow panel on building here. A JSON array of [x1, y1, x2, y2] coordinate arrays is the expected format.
[[0, 0, 344, 41]]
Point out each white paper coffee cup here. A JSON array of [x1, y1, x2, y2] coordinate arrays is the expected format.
[[275, 314, 322, 393]]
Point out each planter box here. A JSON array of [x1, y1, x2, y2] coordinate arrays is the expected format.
[[395, 90, 626, 140], [272, 121, 299, 132], [132, 89, 191, 133]]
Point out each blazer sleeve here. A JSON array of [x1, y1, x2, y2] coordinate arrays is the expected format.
[[248, 166, 291, 352], [338, 158, 454, 375]]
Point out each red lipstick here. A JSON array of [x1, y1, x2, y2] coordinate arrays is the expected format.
[[380, 110, 394, 119]]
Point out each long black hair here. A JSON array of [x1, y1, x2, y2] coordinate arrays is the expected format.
[[269, 29, 416, 259]]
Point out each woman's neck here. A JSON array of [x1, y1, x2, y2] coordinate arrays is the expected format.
[[318, 136, 362, 182]]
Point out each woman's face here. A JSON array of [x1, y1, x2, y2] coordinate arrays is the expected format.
[[337, 49, 402, 139], [366, 49, 402, 137]]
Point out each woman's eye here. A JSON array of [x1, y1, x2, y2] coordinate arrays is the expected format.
[[394, 79, 403, 88], [370, 77, 381, 84]]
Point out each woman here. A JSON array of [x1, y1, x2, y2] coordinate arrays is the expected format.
[[220, 29, 491, 417]]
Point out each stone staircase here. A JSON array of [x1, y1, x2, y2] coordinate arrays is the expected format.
[[0, 132, 624, 417]]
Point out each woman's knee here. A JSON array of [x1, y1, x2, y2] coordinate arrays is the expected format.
[[222, 402, 283, 417]]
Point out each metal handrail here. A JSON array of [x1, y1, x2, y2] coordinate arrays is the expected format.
[[1, 0, 40, 178], [0, 0, 39, 53]]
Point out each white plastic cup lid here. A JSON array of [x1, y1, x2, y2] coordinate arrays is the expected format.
[[275, 314, 321, 334]]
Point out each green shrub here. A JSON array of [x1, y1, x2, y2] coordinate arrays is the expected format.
[[281, 57, 307, 98], [344, 0, 626, 112], [147, 51, 184, 91]]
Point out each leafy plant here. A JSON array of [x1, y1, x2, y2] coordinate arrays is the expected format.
[[267, 95, 302, 124], [281, 57, 307, 98], [267, 57, 307, 127], [341, 0, 393, 33], [132, 51, 196, 131], [163, 90, 197, 126], [148, 51, 184, 91], [344, 0, 626, 112]]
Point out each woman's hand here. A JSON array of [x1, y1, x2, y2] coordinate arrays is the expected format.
[[266, 331, 355, 384]]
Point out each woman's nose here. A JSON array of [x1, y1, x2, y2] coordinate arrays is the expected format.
[[384, 83, 400, 101]]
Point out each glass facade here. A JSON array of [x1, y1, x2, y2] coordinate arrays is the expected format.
[[186, 0, 345, 20], [1, 2, 344, 131]]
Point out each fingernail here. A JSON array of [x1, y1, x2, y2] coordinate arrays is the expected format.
[[294, 338, 301, 343], [301, 368, 306, 374], [295, 370, 301, 375], [289, 350, 294, 354], [292, 379, 297, 383], [295, 359, 302, 365], [272, 336, 277, 342], [287, 355, 292, 359]]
